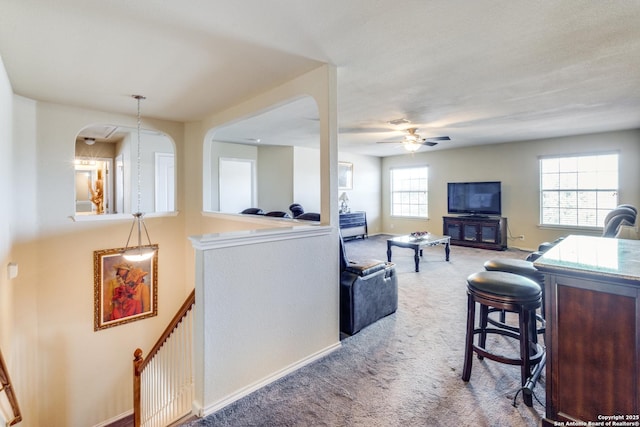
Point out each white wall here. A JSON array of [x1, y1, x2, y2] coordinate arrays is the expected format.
[[0, 54, 18, 427], [8, 95, 39, 427], [337, 152, 382, 234], [191, 227, 339, 416], [257, 145, 294, 212], [0, 55, 14, 349], [381, 129, 640, 250], [6, 97, 188, 427], [207, 141, 258, 212], [293, 146, 321, 213], [137, 132, 175, 213]]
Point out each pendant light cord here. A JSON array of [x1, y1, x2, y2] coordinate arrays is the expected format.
[[122, 95, 155, 261], [133, 95, 146, 214]]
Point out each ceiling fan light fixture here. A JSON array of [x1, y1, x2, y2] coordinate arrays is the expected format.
[[403, 141, 421, 152], [375, 126, 449, 152]]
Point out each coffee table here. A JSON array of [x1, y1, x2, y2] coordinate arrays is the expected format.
[[387, 234, 451, 272]]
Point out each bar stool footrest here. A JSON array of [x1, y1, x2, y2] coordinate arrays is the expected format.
[[472, 327, 545, 366]]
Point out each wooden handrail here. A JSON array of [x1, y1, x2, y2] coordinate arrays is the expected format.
[[0, 348, 22, 426], [133, 289, 195, 427]]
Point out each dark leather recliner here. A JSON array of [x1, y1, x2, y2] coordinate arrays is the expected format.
[[526, 237, 565, 262], [340, 234, 398, 335], [602, 205, 637, 237], [289, 203, 305, 218], [240, 208, 265, 215], [264, 211, 292, 218], [295, 212, 320, 221]]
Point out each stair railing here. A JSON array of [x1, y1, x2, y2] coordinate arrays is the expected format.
[[133, 290, 195, 427], [0, 347, 22, 425]]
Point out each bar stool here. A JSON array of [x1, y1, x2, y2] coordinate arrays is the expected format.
[[462, 271, 545, 407], [484, 258, 546, 332]]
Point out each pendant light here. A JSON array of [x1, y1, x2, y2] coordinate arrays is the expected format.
[[122, 95, 156, 262]]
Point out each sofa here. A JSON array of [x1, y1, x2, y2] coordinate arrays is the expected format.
[[340, 234, 398, 335]]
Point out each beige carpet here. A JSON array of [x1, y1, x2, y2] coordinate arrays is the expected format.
[[183, 235, 545, 427]]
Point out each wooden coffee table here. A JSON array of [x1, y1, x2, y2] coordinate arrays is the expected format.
[[387, 234, 451, 272]]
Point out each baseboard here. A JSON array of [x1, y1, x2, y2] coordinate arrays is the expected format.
[[95, 410, 133, 427], [195, 341, 342, 418], [507, 244, 536, 252]]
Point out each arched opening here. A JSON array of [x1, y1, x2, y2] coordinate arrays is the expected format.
[[74, 124, 176, 216], [203, 96, 320, 218]]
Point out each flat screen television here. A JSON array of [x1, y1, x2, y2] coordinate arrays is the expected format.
[[447, 181, 502, 216]]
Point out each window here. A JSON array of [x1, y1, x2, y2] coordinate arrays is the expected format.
[[390, 166, 428, 217], [540, 153, 618, 227]]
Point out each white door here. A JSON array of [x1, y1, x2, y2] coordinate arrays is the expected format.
[[115, 154, 124, 214], [219, 158, 255, 213], [75, 170, 92, 212], [155, 153, 175, 212]]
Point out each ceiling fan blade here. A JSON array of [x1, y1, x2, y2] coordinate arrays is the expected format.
[[376, 140, 402, 144], [420, 141, 439, 146], [424, 136, 451, 141], [341, 127, 397, 134]]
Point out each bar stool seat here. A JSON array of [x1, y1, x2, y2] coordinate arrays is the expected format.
[[484, 259, 544, 283], [484, 259, 546, 332], [462, 271, 545, 407]]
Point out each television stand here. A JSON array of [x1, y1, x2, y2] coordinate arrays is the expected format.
[[443, 216, 507, 250]]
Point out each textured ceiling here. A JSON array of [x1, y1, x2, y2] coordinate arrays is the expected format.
[[1, 0, 640, 156]]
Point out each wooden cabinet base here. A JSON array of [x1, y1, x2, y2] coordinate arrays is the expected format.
[[443, 216, 507, 250], [535, 236, 640, 424]]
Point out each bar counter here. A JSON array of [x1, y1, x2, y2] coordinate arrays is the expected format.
[[534, 235, 640, 425]]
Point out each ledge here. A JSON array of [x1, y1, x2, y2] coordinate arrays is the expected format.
[[69, 211, 180, 222], [189, 224, 334, 250]]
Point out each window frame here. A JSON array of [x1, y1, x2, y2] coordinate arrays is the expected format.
[[539, 152, 619, 229], [389, 165, 429, 219]]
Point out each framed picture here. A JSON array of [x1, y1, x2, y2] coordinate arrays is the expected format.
[[94, 246, 158, 331], [338, 162, 353, 190]]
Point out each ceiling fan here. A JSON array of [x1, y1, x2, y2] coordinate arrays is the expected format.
[[377, 127, 450, 152]]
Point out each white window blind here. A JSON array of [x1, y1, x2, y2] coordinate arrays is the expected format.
[[540, 153, 618, 227], [390, 166, 428, 218]]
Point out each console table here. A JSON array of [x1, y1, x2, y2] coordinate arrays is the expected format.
[[340, 211, 367, 240], [534, 235, 640, 425]]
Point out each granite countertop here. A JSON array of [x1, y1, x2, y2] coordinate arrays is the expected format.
[[533, 234, 640, 285]]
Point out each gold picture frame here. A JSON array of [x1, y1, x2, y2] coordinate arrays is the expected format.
[[338, 162, 353, 190], [93, 246, 158, 331]]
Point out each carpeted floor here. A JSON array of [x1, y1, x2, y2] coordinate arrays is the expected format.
[[182, 234, 545, 427]]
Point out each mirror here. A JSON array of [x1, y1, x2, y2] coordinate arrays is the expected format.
[[75, 124, 176, 216], [204, 96, 321, 216]]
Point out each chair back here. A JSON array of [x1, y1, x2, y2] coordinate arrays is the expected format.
[[295, 212, 320, 221], [602, 205, 636, 237], [265, 211, 291, 218], [240, 208, 265, 215], [339, 232, 349, 272], [289, 204, 305, 217]]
